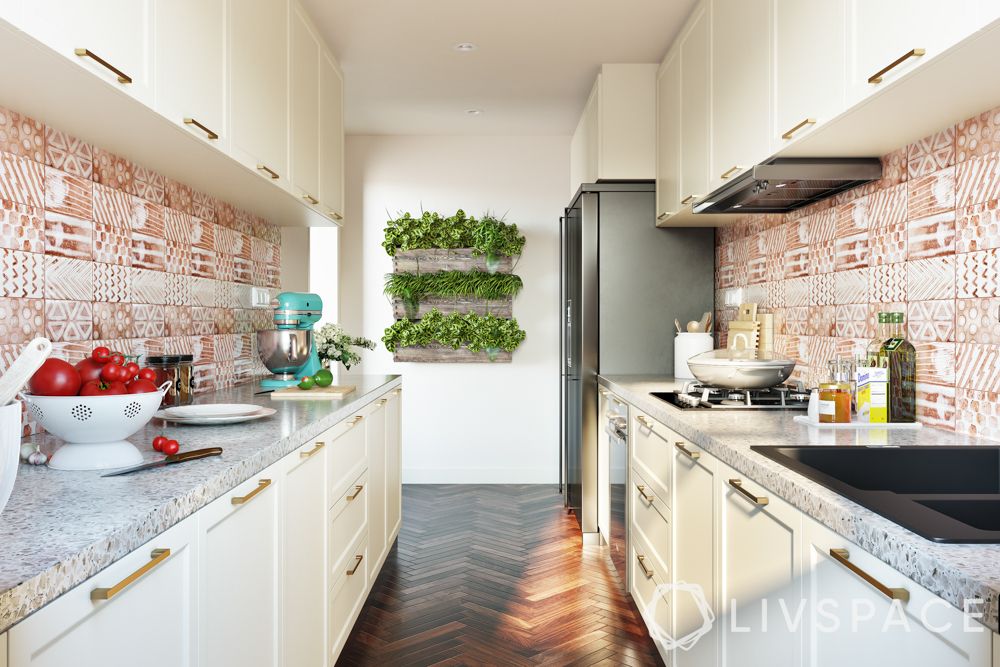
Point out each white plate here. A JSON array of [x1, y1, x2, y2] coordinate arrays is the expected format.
[[161, 403, 263, 419], [155, 407, 277, 425]]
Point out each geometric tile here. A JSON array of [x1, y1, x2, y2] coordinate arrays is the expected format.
[[915, 382, 956, 431], [44, 166, 92, 219], [807, 305, 836, 336], [164, 209, 191, 242], [94, 262, 131, 303], [251, 237, 277, 264], [906, 211, 955, 259], [132, 267, 167, 305], [190, 276, 216, 307], [0, 107, 45, 163], [93, 220, 132, 266], [907, 299, 956, 342], [956, 249, 999, 298], [192, 190, 215, 222], [835, 231, 868, 270], [870, 262, 907, 303], [44, 127, 92, 179], [782, 307, 809, 335], [164, 178, 193, 215], [908, 166, 955, 218], [956, 388, 1000, 442], [808, 240, 836, 275], [956, 200, 1000, 253], [44, 211, 93, 259], [44, 300, 94, 342], [164, 239, 192, 274], [915, 341, 955, 385], [216, 253, 234, 282], [956, 153, 1000, 208], [869, 221, 907, 265], [835, 303, 871, 338], [0, 199, 44, 253], [907, 256, 956, 301], [92, 147, 134, 193], [131, 303, 165, 338], [0, 152, 45, 208], [44, 255, 93, 301], [192, 306, 215, 335], [956, 106, 1000, 162], [810, 273, 834, 306], [217, 201, 236, 229], [956, 343, 1000, 393], [956, 297, 1000, 344], [0, 297, 44, 344], [907, 127, 955, 179], [93, 302, 133, 339], [93, 183, 133, 229], [165, 273, 191, 306], [131, 198, 165, 236], [835, 197, 867, 238], [866, 183, 907, 229], [0, 248, 44, 298], [131, 231, 166, 271], [834, 267, 868, 305], [164, 305, 193, 336], [214, 280, 235, 310], [131, 165, 165, 205], [264, 261, 279, 289], [191, 248, 216, 279]]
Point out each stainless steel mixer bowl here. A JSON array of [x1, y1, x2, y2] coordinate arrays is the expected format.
[[256, 329, 312, 378]]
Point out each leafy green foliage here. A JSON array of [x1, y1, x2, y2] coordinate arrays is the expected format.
[[383, 271, 523, 303], [381, 210, 525, 258], [314, 323, 376, 370], [382, 309, 526, 353]]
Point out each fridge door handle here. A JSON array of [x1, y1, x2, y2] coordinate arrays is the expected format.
[[565, 299, 573, 369]]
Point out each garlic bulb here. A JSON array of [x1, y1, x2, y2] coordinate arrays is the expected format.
[[20, 442, 35, 461], [26, 446, 47, 466]]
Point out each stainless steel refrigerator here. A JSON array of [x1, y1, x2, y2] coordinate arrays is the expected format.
[[560, 182, 715, 535]]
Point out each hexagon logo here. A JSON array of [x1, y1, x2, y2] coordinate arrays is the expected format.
[[643, 581, 715, 652]]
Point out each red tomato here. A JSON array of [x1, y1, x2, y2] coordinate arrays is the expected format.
[[123, 362, 140, 379], [78, 380, 128, 396], [100, 363, 124, 383], [109, 353, 125, 366], [74, 357, 105, 385], [91, 346, 111, 363], [127, 379, 158, 394], [105, 381, 128, 395], [137, 367, 157, 382], [152, 435, 168, 452], [29, 359, 81, 396], [162, 440, 180, 456]]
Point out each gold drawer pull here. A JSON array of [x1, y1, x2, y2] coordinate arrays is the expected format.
[[256, 164, 280, 179], [378, 398, 388, 406], [302, 193, 319, 204], [656, 212, 668, 221], [393, 389, 402, 396], [183, 117, 218, 140], [830, 548, 909, 602], [347, 484, 364, 500], [675, 442, 701, 460], [781, 117, 816, 140], [681, 194, 699, 205], [720, 165, 743, 179], [346, 554, 363, 576], [636, 554, 654, 578], [636, 415, 653, 430], [231, 479, 271, 505], [91, 549, 170, 600], [300, 442, 324, 458], [728, 478, 768, 506], [868, 48, 925, 84], [74, 48, 132, 83], [348, 415, 363, 427], [636, 484, 655, 504], [330, 211, 343, 221]]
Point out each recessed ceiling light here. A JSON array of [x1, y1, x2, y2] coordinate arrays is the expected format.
[[465, 109, 484, 116], [453, 42, 477, 52]]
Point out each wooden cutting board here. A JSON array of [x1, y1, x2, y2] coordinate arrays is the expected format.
[[269, 384, 357, 400]]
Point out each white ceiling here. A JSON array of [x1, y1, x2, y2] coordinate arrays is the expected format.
[[299, 0, 698, 136]]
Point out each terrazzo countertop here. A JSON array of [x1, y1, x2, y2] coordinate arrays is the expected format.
[[600, 374, 1000, 633], [0, 373, 401, 634]]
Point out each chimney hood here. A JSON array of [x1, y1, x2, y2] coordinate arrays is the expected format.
[[692, 157, 882, 214]]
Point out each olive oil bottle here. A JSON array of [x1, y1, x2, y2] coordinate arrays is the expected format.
[[881, 312, 916, 422]]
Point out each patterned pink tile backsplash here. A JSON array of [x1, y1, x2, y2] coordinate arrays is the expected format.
[[716, 102, 1000, 440], [0, 105, 280, 436]]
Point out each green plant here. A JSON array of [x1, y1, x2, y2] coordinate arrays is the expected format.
[[381, 210, 525, 258], [383, 271, 523, 304], [471, 215, 525, 259], [382, 309, 526, 353], [314, 323, 376, 370]]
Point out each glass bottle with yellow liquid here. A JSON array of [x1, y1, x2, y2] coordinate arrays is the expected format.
[[881, 311, 916, 423]]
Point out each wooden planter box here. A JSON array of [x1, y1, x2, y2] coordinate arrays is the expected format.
[[391, 295, 513, 319], [392, 248, 513, 274], [392, 344, 512, 363]]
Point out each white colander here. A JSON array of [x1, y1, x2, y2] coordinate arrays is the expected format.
[[19, 382, 170, 471]]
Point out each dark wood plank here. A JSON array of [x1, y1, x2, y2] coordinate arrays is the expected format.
[[336, 485, 664, 666]]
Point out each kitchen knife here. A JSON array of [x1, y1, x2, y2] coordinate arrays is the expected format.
[[101, 447, 223, 477]]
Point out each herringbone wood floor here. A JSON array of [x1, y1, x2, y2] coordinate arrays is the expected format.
[[336, 485, 664, 667]]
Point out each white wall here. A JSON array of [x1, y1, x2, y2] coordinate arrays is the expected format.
[[341, 135, 568, 483], [308, 226, 340, 323], [280, 227, 310, 292]]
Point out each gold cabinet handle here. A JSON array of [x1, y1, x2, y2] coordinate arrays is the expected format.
[[829, 548, 909, 602], [231, 479, 271, 505], [256, 164, 280, 179], [681, 194, 699, 205], [330, 211, 343, 221], [636, 415, 653, 430], [347, 484, 364, 500], [636, 484, 654, 504], [868, 48, 925, 84], [183, 117, 218, 140], [91, 549, 170, 600], [348, 415, 363, 427], [74, 48, 132, 83], [378, 398, 388, 406], [675, 441, 701, 460], [346, 554, 363, 576], [300, 442, 325, 458], [720, 165, 743, 179], [636, 554, 654, 578], [656, 212, 668, 221], [781, 117, 816, 140], [728, 478, 769, 506], [302, 193, 319, 204]]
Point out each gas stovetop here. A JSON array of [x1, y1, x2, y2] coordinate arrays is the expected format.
[[651, 382, 812, 410]]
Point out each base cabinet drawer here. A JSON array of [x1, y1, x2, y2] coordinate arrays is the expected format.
[[631, 469, 671, 578], [629, 535, 671, 664], [328, 414, 368, 503], [631, 410, 674, 504], [329, 470, 368, 577], [8, 518, 197, 667], [329, 533, 369, 661]]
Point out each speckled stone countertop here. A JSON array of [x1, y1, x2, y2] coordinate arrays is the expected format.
[[0, 374, 401, 634], [600, 374, 1000, 633]]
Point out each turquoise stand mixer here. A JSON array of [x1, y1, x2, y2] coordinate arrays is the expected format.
[[256, 292, 323, 389]]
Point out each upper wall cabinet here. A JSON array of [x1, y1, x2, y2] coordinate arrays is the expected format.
[[710, 0, 772, 193], [319, 50, 345, 221], [229, 0, 289, 188], [16, 0, 154, 104], [655, 52, 680, 221], [154, 0, 227, 149], [678, 5, 712, 209], [290, 3, 321, 207], [773, 0, 846, 147]]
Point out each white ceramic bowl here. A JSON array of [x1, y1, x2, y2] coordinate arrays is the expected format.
[[0, 401, 21, 515], [19, 382, 170, 470]]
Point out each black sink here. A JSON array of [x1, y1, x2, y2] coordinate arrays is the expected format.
[[751, 446, 1000, 543]]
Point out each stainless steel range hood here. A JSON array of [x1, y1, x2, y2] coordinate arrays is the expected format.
[[692, 158, 882, 214]]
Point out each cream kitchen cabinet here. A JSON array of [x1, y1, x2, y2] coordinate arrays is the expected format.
[[366, 396, 388, 583], [319, 50, 345, 221], [15, 0, 153, 104], [281, 437, 328, 667], [199, 466, 282, 667], [803, 515, 992, 667], [385, 388, 403, 540], [329, 531, 369, 660], [229, 0, 289, 187], [655, 50, 681, 222], [153, 0, 227, 148], [290, 2, 322, 207], [631, 409, 673, 505], [8, 518, 198, 667], [710, 0, 772, 192], [678, 4, 712, 209], [773, 0, 846, 147], [0, 633, 6, 667]]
